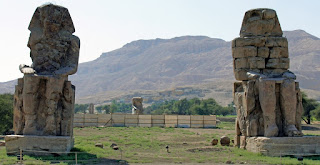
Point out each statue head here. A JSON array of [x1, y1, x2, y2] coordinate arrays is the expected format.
[[27, 4, 79, 75], [240, 8, 282, 37]]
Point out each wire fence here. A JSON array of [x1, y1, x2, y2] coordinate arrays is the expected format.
[[6, 148, 123, 165], [6, 143, 319, 164]]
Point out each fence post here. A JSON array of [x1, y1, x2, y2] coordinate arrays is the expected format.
[[20, 148, 23, 163], [280, 151, 282, 165], [75, 152, 78, 165], [203, 116, 204, 128], [120, 149, 123, 160]]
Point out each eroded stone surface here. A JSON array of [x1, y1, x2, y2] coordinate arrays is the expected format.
[[233, 9, 304, 151], [7, 4, 79, 155], [132, 97, 144, 114], [23, 4, 80, 76], [240, 9, 282, 37], [246, 137, 320, 156], [5, 135, 73, 155]]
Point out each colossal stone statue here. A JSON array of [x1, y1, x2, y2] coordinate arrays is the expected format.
[[233, 8, 303, 146], [132, 97, 144, 115], [6, 4, 79, 155], [232, 9, 320, 157]]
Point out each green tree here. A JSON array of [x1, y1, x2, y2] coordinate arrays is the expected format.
[[110, 100, 118, 113], [173, 98, 190, 115], [103, 105, 111, 114], [74, 104, 89, 114], [146, 98, 233, 116], [302, 93, 320, 124], [0, 94, 13, 134], [311, 106, 320, 120]]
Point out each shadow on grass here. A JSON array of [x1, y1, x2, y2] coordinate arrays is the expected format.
[[26, 147, 129, 165], [302, 125, 320, 130], [284, 155, 320, 161]]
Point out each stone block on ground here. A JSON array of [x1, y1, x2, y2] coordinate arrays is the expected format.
[[211, 139, 218, 146], [95, 143, 103, 148], [220, 136, 230, 146]]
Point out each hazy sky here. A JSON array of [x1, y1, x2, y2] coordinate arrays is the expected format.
[[0, 0, 319, 82]]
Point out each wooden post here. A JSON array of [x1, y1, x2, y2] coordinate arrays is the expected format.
[[75, 152, 78, 165], [20, 148, 22, 163], [203, 116, 204, 128]]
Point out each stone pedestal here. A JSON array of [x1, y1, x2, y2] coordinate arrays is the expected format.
[[5, 135, 74, 156], [246, 136, 320, 157]]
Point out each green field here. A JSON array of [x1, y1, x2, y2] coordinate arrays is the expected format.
[[1, 122, 320, 164]]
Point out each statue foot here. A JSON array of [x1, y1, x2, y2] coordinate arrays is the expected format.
[[285, 125, 303, 137], [265, 124, 279, 137]]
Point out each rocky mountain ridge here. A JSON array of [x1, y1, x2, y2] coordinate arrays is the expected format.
[[1, 30, 319, 105]]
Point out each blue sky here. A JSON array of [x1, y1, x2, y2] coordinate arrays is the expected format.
[[0, 0, 319, 82]]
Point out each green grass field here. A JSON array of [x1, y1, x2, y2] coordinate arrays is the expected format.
[[1, 121, 320, 164]]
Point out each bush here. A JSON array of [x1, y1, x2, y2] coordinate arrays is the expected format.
[[0, 93, 13, 134], [145, 98, 233, 116]]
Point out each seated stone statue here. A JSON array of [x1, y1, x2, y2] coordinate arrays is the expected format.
[[14, 4, 80, 136], [232, 9, 303, 139]]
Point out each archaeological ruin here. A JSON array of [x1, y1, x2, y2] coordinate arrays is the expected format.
[[132, 97, 144, 114], [233, 8, 320, 156], [5, 4, 80, 155]]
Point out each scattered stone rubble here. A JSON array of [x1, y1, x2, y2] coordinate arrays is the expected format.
[[220, 136, 230, 146]]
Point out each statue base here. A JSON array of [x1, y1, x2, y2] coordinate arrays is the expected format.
[[5, 135, 74, 156], [245, 136, 320, 157]]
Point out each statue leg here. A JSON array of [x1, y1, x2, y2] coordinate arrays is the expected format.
[[43, 76, 66, 135], [280, 80, 303, 137], [22, 75, 40, 135], [259, 79, 278, 137]]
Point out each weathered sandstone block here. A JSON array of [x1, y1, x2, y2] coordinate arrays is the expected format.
[[270, 47, 288, 58], [265, 37, 288, 47], [248, 57, 265, 69], [233, 37, 266, 47], [257, 47, 269, 58], [234, 58, 248, 69], [232, 46, 257, 58]]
